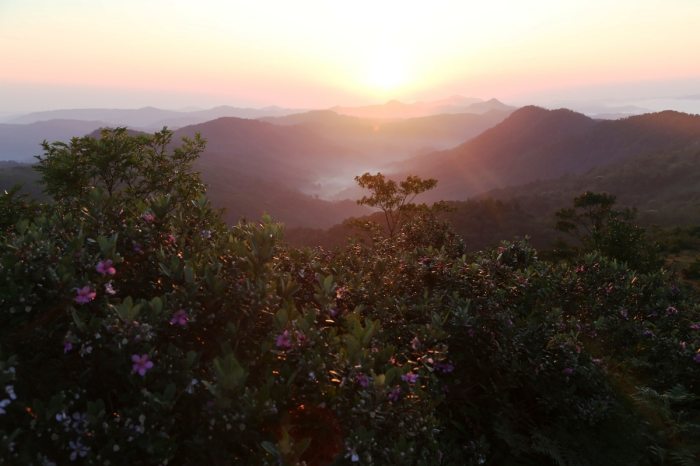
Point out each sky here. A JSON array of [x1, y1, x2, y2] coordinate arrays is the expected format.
[[1, 0, 699, 114]]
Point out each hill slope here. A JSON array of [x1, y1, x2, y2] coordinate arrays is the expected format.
[[0, 119, 105, 162], [399, 107, 700, 201], [262, 109, 512, 163]]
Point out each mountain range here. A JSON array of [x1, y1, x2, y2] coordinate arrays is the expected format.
[[330, 96, 514, 119], [396, 106, 700, 201], [2, 99, 700, 238], [5, 105, 304, 129]]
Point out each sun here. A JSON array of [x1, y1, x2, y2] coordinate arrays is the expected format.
[[363, 54, 409, 95]]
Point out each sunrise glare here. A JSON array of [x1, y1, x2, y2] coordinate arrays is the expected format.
[[2, 0, 700, 110]]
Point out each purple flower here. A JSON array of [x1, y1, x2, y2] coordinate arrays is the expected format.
[[388, 386, 402, 402], [643, 329, 655, 338], [95, 259, 116, 276], [356, 373, 370, 388], [169, 309, 188, 326], [562, 367, 575, 376], [63, 341, 73, 354], [694, 352, 700, 364], [275, 330, 292, 349], [666, 306, 679, 316], [401, 372, 419, 384], [68, 439, 89, 461], [435, 361, 455, 374], [201, 229, 212, 239], [690, 323, 700, 331], [166, 234, 176, 245], [141, 212, 155, 223], [131, 354, 154, 377], [74, 286, 96, 304], [295, 331, 308, 346]]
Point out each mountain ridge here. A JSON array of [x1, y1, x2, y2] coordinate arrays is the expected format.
[[397, 106, 700, 201]]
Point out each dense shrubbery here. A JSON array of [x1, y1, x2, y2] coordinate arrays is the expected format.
[[0, 129, 699, 465]]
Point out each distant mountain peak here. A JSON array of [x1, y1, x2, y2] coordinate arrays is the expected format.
[[384, 99, 406, 107]]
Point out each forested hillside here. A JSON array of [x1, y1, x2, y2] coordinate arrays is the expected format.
[[398, 107, 700, 201]]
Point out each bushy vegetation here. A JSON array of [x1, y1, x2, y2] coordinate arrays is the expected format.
[[0, 129, 699, 465]]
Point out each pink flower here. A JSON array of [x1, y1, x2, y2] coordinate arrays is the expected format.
[[74, 286, 96, 304], [141, 212, 155, 223], [690, 323, 700, 331], [131, 354, 154, 376], [275, 330, 292, 349], [63, 341, 73, 354], [96, 259, 116, 276], [166, 234, 176, 245], [694, 352, 700, 364], [401, 372, 419, 384], [170, 309, 188, 326]]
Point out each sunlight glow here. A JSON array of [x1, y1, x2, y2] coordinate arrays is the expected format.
[[0, 0, 699, 110], [363, 54, 409, 94]]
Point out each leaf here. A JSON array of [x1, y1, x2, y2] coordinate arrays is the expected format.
[[149, 297, 163, 314], [183, 265, 194, 284], [162, 383, 176, 402], [275, 307, 288, 327], [71, 308, 86, 332], [261, 441, 280, 457], [213, 352, 247, 391], [323, 274, 334, 292]]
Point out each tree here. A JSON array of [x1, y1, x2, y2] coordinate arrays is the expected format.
[[35, 127, 205, 210], [354, 172, 437, 237], [555, 191, 661, 271]]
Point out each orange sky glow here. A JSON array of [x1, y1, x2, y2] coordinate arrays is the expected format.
[[1, 0, 699, 112]]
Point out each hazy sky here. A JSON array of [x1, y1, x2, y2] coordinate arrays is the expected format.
[[1, 0, 699, 113]]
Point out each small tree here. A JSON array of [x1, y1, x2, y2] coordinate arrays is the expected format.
[[555, 191, 660, 271], [354, 172, 437, 237]]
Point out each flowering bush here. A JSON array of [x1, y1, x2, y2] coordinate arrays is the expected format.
[[0, 129, 698, 465]]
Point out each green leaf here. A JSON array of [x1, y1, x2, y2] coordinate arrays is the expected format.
[[162, 383, 176, 402], [149, 297, 163, 314], [213, 352, 247, 391], [184, 265, 194, 284], [71, 308, 86, 332]]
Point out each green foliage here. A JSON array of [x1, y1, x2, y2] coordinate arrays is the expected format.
[[35, 127, 205, 209], [0, 186, 37, 232], [555, 191, 662, 272], [0, 131, 698, 465]]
